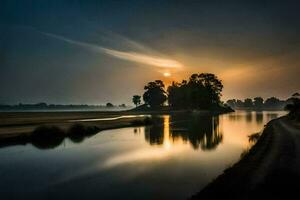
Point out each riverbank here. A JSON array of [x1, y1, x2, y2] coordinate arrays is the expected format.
[[0, 107, 232, 147], [190, 116, 300, 199], [0, 111, 151, 147]]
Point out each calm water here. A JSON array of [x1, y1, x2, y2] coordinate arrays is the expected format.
[[0, 111, 285, 199]]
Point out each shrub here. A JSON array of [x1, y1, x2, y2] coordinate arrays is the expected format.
[[31, 126, 64, 149]]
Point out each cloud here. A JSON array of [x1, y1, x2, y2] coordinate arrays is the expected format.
[[101, 48, 182, 68], [41, 31, 183, 69]]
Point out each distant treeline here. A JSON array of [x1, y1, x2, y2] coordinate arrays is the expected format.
[[0, 102, 128, 110], [226, 96, 295, 110]]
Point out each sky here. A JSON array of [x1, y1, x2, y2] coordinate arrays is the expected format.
[[0, 0, 299, 105]]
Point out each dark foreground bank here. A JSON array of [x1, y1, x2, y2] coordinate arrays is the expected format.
[[190, 116, 300, 200]]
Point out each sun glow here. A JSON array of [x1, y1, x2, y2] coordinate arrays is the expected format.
[[163, 72, 171, 77]]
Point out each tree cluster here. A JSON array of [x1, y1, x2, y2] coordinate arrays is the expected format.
[[226, 96, 291, 110], [168, 73, 223, 109], [132, 73, 224, 109], [143, 80, 167, 108]]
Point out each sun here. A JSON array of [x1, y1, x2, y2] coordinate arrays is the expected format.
[[163, 72, 171, 77]]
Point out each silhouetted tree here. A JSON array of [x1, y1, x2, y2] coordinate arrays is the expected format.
[[236, 100, 244, 107], [106, 102, 114, 107], [226, 96, 287, 110], [167, 80, 189, 108], [253, 97, 264, 108], [226, 99, 237, 108], [244, 98, 253, 108], [143, 80, 167, 108], [132, 95, 141, 107], [198, 73, 223, 105], [264, 97, 285, 109], [167, 73, 223, 109]]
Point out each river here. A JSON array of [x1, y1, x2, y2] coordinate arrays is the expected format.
[[0, 110, 286, 199]]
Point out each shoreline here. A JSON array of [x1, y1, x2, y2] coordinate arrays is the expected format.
[[0, 108, 232, 148], [0, 113, 149, 148], [0, 118, 150, 149], [190, 116, 300, 199]]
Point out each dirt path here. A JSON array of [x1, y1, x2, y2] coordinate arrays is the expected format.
[[191, 117, 300, 200], [278, 119, 300, 168]]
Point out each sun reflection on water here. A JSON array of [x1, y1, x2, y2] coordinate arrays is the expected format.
[[163, 115, 172, 150], [100, 111, 287, 170]]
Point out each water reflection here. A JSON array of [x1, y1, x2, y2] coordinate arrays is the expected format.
[[133, 127, 142, 134], [143, 114, 223, 150], [1, 111, 285, 152], [228, 113, 243, 121], [255, 112, 263, 124], [144, 117, 164, 145], [245, 111, 253, 122], [31, 128, 65, 149], [0, 124, 100, 150]]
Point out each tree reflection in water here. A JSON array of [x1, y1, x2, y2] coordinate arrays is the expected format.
[[255, 112, 263, 124], [144, 117, 164, 145], [143, 114, 223, 150]]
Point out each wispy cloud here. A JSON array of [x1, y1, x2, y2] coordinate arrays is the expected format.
[[41, 32, 183, 69], [101, 48, 182, 68]]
